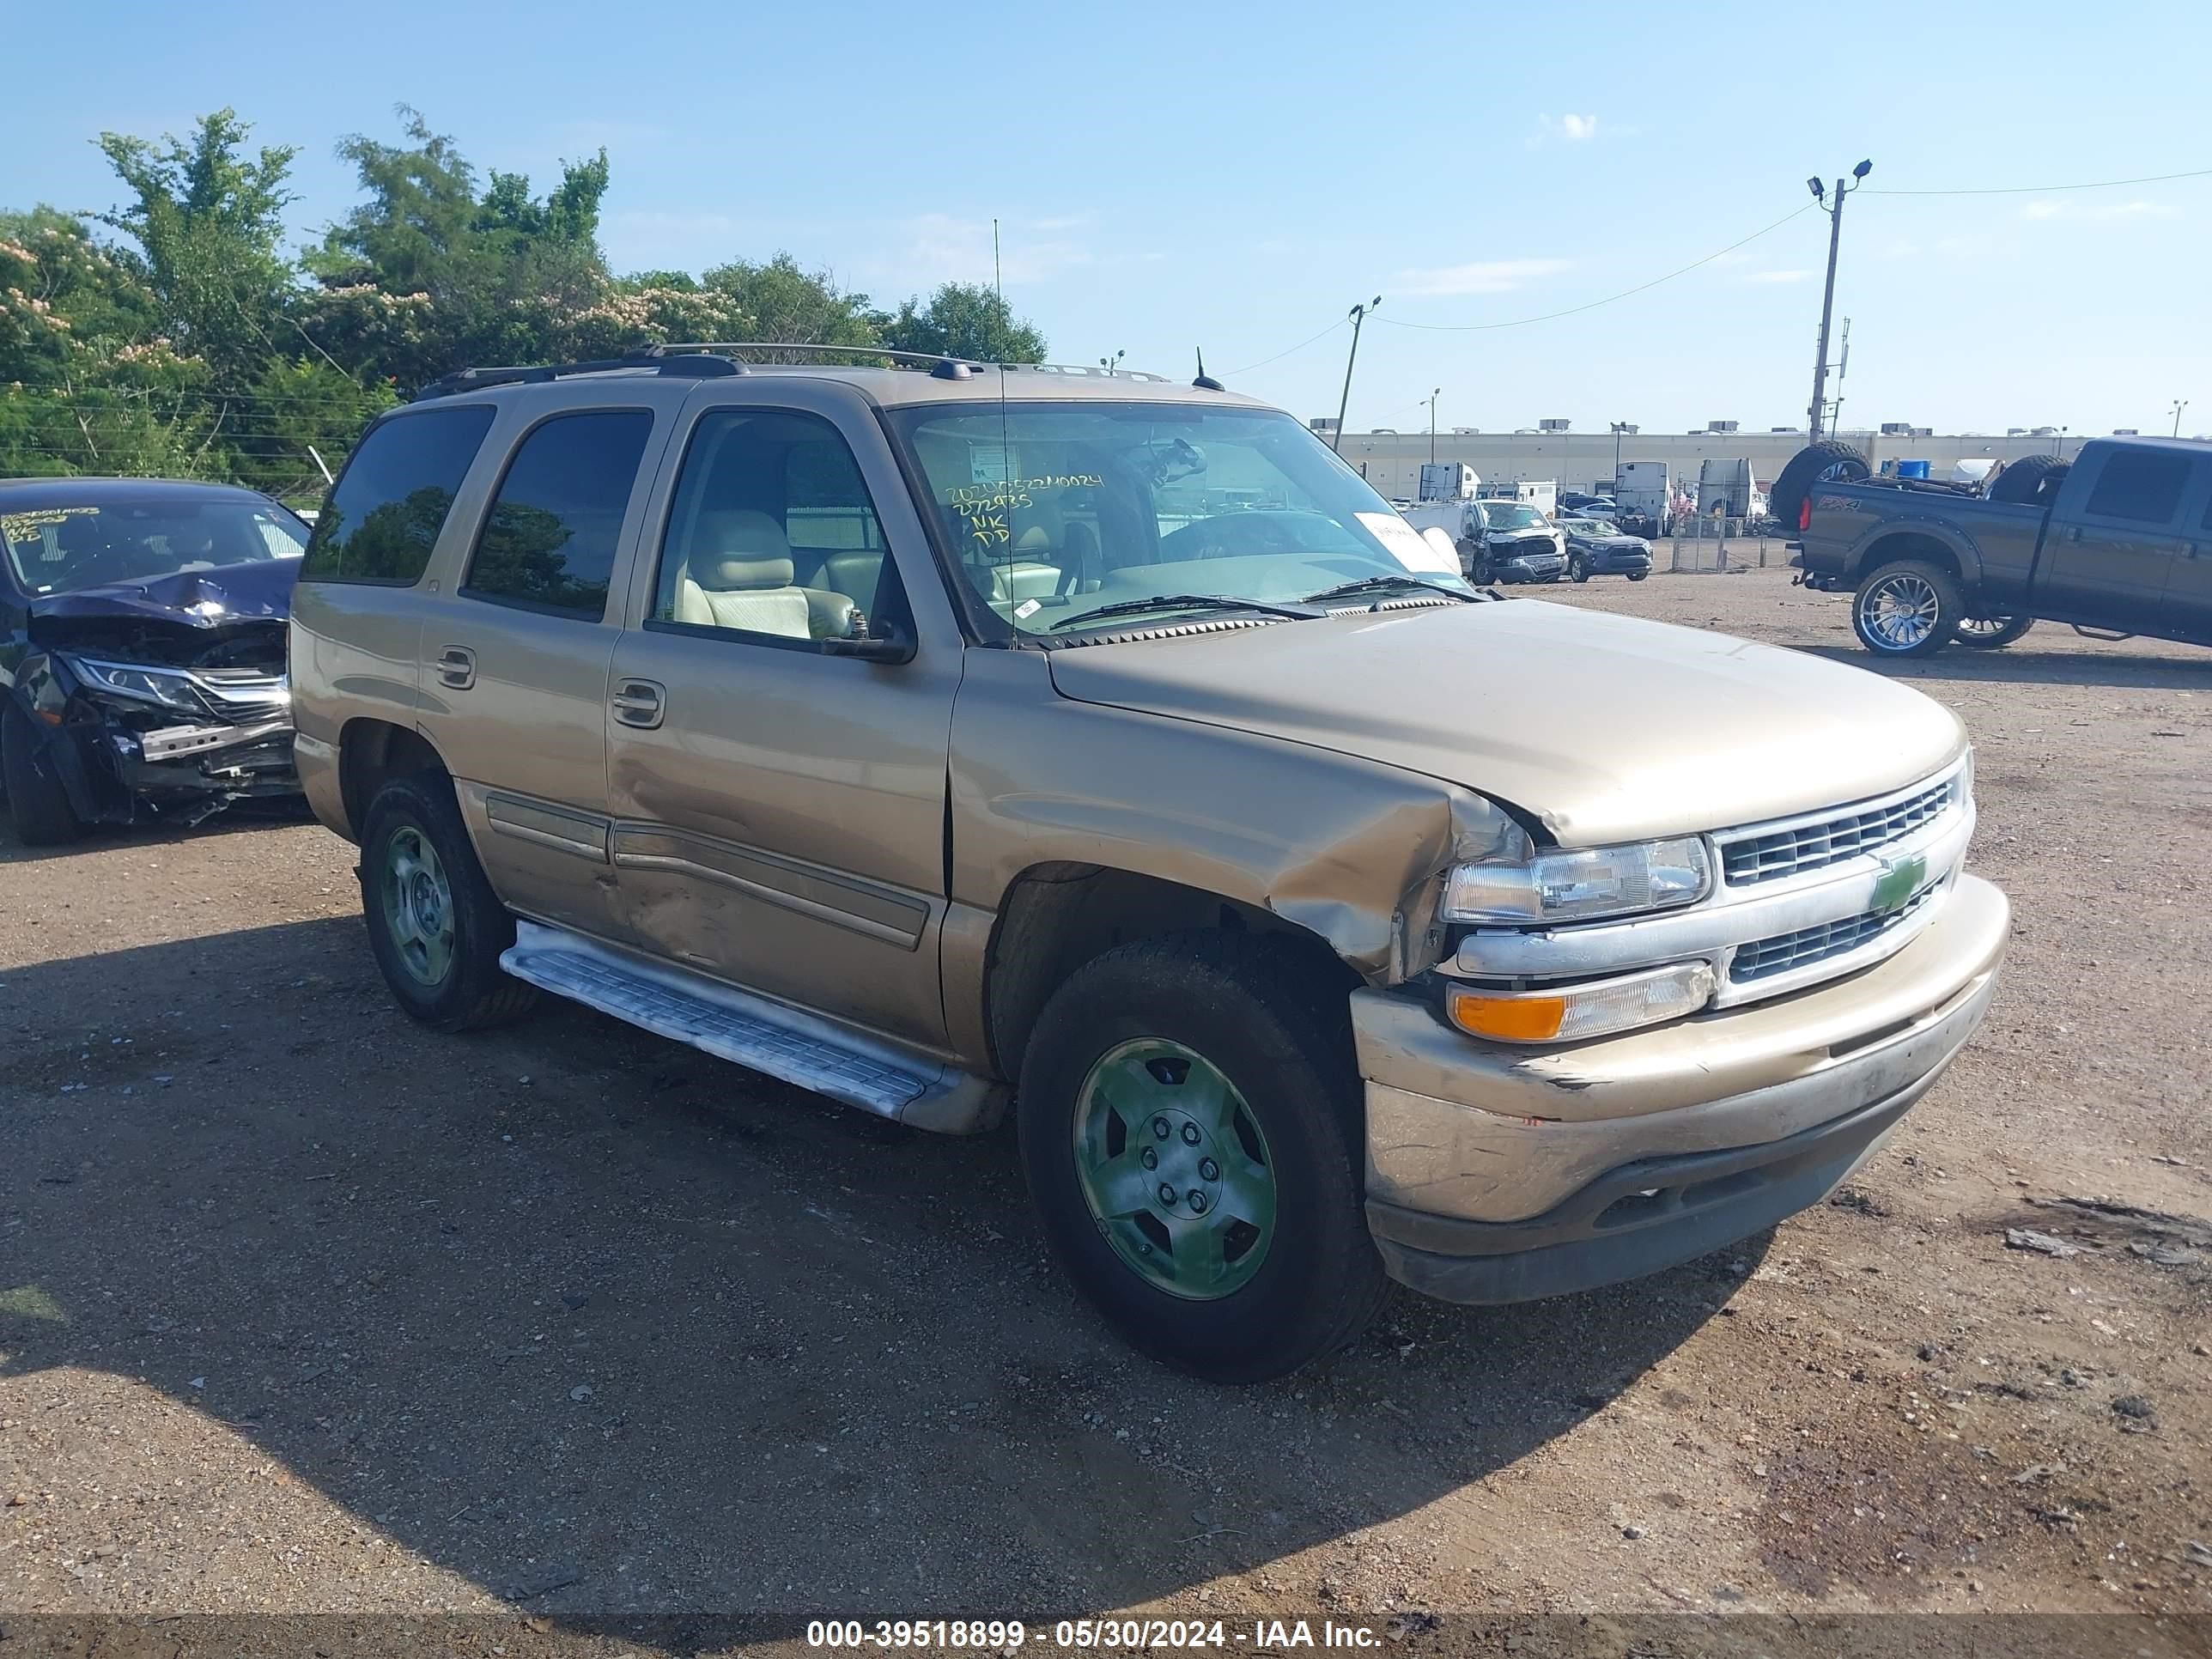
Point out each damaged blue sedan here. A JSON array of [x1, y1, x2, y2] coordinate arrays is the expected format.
[[2, 478, 308, 844]]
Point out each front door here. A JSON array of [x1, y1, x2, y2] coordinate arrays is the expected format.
[[605, 392, 957, 1051], [2034, 447, 2203, 628], [415, 398, 670, 941], [2157, 473, 2212, 641]]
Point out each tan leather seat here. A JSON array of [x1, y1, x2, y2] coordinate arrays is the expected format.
[[672, 510, 812, 638]]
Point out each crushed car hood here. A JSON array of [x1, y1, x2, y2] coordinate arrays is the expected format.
[[1046, 599, 1967, 846], [27, 558, 298, 670]]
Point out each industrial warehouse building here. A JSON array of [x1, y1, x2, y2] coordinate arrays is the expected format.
[[1310, 418, 2152, 499]]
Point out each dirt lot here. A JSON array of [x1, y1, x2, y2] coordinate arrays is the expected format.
[[3, 567, 2209, 1642]]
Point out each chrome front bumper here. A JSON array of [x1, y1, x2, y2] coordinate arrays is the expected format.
[[1354, 872, 2007, 1297]]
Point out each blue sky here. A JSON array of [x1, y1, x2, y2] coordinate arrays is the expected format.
[[9, 0, 2208, 436]]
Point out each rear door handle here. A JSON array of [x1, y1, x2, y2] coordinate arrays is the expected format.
[[434, 646, 476, 690], [2063, 526, 2081, 544], [611, 678, 665, 730]]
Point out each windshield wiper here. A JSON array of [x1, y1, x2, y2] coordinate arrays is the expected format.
[[1049, 593, 1316, 632], [1299, 574, 1480, 606]]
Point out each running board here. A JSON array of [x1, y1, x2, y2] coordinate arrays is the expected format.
[[499, 921, 1002, 1133]]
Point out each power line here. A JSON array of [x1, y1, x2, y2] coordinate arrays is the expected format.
[[1224, 317, 1347, 377], [1377, 201, 1819, 333], [1863, 164, 2212, 197]]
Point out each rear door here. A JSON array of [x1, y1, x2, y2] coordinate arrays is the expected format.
[[414, 386, 682, 943], [2033, 444, 2203, 627], [603, 380, 962, 1051]]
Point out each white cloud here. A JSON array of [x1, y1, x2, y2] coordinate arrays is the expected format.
[[2020, 198, 2179, 222], [865, 213, 1094, 290], [1741, 269, 1814, 284], [1532, 112, 1600, 144], [1395, 257, 1571, 296]]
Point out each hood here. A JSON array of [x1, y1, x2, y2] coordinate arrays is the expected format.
[[26, 557, 297, 671], [1045, 599, 1966, 846]]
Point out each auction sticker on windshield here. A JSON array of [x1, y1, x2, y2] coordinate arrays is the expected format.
[[1356, 511, 1459, 574]]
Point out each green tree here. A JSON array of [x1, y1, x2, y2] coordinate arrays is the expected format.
[[700, 254, 881, 360], [878, 282, 1046, 363], [94, 109, 298, 375]]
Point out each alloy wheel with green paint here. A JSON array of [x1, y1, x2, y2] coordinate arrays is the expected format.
[[1071, 1037, 1277, 1300], [380, 824, 457, 988]]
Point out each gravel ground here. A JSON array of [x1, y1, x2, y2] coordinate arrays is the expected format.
[[3, 567, 2209, 1639]]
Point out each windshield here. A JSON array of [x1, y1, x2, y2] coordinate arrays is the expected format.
[[1561, 518, 1607, 534], [1, 497, 306, 597], [883, 398, 1470, 637], [1480, 502, 1545, 532]]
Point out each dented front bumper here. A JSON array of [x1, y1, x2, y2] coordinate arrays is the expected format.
[[1352, 872, 2008, 1303]]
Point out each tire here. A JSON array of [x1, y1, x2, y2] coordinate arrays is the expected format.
[[1569, 554, 1590, 583], [1017, 932, 1388, 1382], [1853, 559, 1963, 658], [1954, 615, 2036, 649], [2, 700, 87, 847], [358, 771, 538, 1031], [1627, 569, 1649, 581], [1987, 454, 2068, 506], [1770, 440, 1872, 531]]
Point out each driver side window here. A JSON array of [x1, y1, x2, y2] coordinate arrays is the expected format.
[[650, 410, 902, 648]]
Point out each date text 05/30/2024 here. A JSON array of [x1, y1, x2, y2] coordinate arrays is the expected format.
[[805, 1620, 1382, 1650]]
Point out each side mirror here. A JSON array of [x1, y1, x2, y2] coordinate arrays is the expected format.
[[820, 620, 915, 664]]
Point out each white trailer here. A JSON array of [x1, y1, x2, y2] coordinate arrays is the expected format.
[[1418, 462, 1479, 502]]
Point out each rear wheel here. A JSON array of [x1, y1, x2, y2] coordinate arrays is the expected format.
[[1018, 933, 1386, 1382], [359, 772, 538, 1031], [1771, 439, 1872, 531], [1853, 560, 1963, 658], [1954, 615, 2035, 648], [2, 701, 87, 847], [1627, 569, 1650, 582]]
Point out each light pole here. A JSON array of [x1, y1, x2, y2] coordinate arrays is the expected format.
[[2172, 398, 2190, 438], [1330, 296, 1382, 454], [1806, 161, 1871, 441], [1425, 387, 1442, 465], [1609, 420, 1630, 489], [1098, 349, 1124, 374]]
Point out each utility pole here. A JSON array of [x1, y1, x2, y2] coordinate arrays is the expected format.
[[1426, 387, 1442, 465], [1806, 161, 1871, 441], [2172, 398, 2190, 438], [1609, 420, 1629, 488], [1331, 296, 1382, 454]]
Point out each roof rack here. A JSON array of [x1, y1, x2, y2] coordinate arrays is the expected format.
[[647, 342, 986, 370], [411, 353, 746, 401], [1002, 362, 1172, 384]]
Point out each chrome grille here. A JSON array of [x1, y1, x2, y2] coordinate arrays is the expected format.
[[1721, 777, 1955, 886], [191, 672, 289, 723], [1729, 884, 1938, 983]]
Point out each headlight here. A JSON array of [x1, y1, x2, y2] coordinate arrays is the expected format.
[[64, 656, 205, 714], [1444, 836, 1712, 924]]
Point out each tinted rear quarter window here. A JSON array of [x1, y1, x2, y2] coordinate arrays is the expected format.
[[463, 410, 654, 618], [2082, 449, 2191, 526], [301, 406, 497, 584]]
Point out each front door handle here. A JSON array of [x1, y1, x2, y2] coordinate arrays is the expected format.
[[434, 646, 476, 690], [611, 678, 665, 730], [2063, 526, 2081, 544]]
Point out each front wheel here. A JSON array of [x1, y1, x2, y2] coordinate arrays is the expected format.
[[1568, 555, 1590, 583], [1954, 615, 2035, 648], [1018, 933, 1386, 1382], [1627, 569, 1650, 582], [2, 700, 87, 847], [359, 772, 538, 1031], [1853, 560, 1964, 658]]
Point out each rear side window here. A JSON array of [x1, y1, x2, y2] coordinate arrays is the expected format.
[[463, 410, 654, 619], [2083, 450, 2191, 526], [300, 406, 496, 584]]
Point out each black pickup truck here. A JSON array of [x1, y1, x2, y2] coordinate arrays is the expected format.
[[1777, 436, 2212, 658]]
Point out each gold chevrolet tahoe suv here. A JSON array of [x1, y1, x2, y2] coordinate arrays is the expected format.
[[289, 346, 2008, 1380]]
